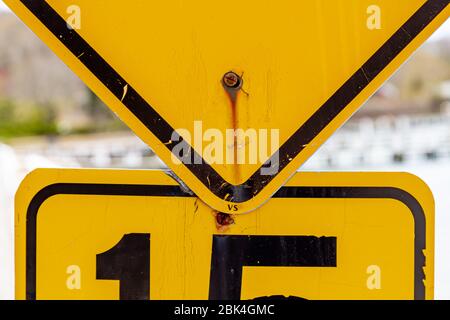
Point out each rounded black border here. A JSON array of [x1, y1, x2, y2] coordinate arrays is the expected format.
[[25, 184, 426, 300]]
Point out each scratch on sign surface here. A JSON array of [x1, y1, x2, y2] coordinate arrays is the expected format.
[[121, 84, 129, 102]]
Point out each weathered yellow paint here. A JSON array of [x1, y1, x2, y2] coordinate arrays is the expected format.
[[16, 169, 434, 300], [4, 0, 449, 213]]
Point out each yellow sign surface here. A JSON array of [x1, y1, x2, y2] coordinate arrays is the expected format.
[[4, 0, 449, 213], [16, 169, 434, 300]]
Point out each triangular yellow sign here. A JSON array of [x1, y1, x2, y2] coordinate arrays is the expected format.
[[5, 0, 449, 213]]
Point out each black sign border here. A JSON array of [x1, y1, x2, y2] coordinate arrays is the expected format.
[[25, 183, 427, 300]]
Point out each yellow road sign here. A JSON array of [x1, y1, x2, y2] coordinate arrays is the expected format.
[[4, 0, 449, 213], [16, 169, 434, 300]]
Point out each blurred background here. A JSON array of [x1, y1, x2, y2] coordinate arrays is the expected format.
[[0, 3, 449, 299]]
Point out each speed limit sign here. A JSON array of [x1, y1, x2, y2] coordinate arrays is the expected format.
[[15, 169, 434, 300]]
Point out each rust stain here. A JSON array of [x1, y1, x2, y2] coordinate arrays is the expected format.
[[230, 97, 239, 183], [213, 210, 235, 232], [222, 71, 244, 183]]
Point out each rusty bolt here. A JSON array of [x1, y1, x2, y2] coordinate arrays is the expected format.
[[222, 71, 242, 89]]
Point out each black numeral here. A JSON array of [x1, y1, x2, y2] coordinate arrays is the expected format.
[[95, 234, 336, 300], [96, 233, 150, 300], [208, 235, 337, 300]]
